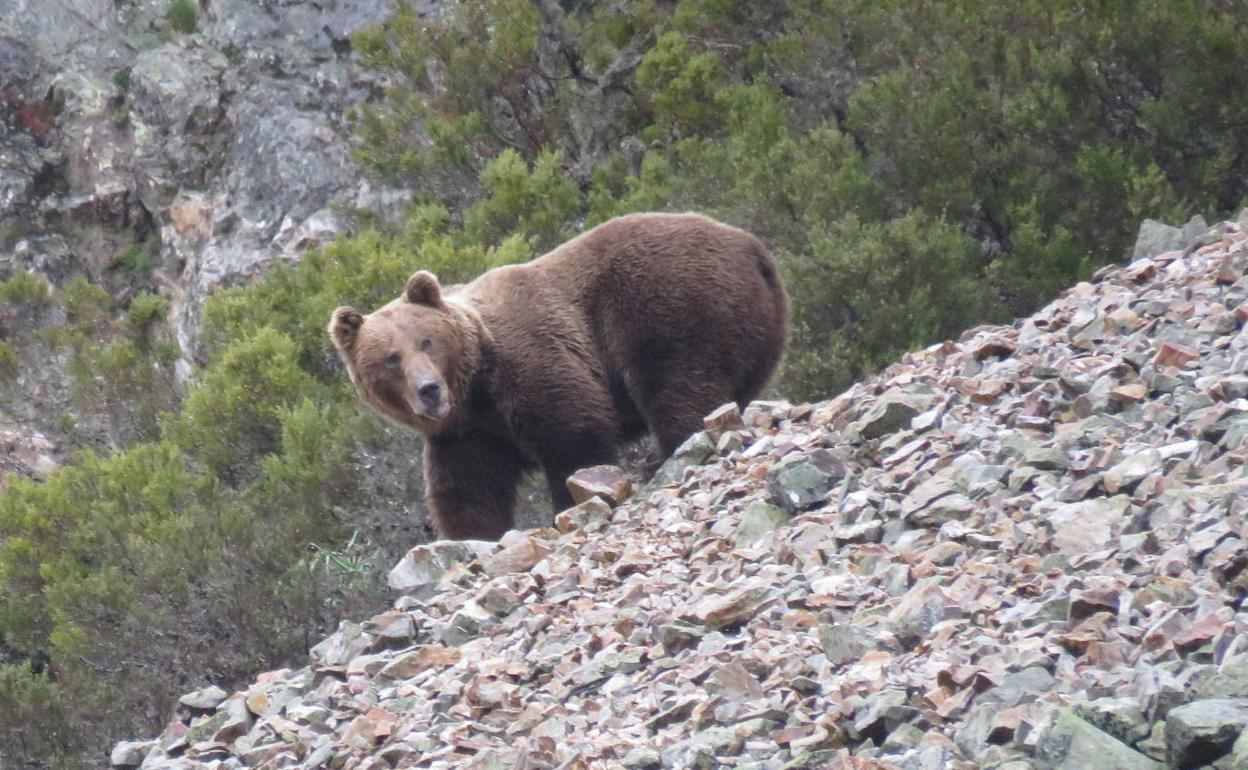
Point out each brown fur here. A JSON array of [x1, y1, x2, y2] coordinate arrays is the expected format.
[[329, 213, 789, 540]]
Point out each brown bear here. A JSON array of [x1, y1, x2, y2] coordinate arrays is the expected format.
[[329, 212, 788, 540]]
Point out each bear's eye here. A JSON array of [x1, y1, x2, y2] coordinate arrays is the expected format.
[[420, 338, 433, 352], [384, 352, 401, 367]]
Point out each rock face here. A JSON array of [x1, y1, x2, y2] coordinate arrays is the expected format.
[[116, 219, 1248, 769], [0, 0, 412, 381]]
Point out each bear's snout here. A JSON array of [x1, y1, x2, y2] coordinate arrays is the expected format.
[[417, 380, 441, 406], [415, 378, 449, 419]]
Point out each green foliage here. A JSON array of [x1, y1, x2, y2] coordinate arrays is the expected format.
[[35, 279, 177, 443], [0, 423, 386, 759], [112, 233, 158, 275], [125, 291, 169, 333], [353, 0, 1248, 397], [166, 0, 197, 34], [636, 32, 723, 134], [56, 275, 112, 329], [0, 662, 70, 763], [174, 327, 321, 480], [0, 248, 410, 764], [112, 67, 131, 92], [785, 211, 991, 397], [465, 149, 581, 250], [586, 153, 675, 225], [0, 443, 215, 759], [0, 271, 52, 307], [351, 0, 547, 188], [0, 340, 17, 381]]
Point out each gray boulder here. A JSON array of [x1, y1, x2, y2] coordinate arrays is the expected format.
[[1164, 699, 1248, 769], [1132, 219, 1185, 261], [1035, 709, 1164, 770]]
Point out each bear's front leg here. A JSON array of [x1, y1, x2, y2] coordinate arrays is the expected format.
[[423, 433, 527, 540]]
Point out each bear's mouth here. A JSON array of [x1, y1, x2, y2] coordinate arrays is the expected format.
[[411, 398, 452, 421]]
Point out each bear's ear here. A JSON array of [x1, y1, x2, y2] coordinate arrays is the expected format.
[[329, 306, 364, 350], [406, 270, 444, 308]]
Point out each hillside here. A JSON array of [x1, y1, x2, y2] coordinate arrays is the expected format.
[[6, 2, 1248, 767], [114, 220, 1248, 768]]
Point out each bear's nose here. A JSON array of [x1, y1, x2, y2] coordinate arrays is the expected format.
[[417, 380, 442, 407]]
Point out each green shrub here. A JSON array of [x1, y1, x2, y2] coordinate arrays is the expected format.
[[166, 0, 197, 34], [112, 232, 160, 276], [125, 291, 169, 331], [783, 211, 994, 399], [113, 243, 152, 275], [0, 247, 406, 765], [636, 32, 724, 134], [0, 340, 17, 381], [39, 280, 176, 442], [57, 275, 113, 328], [173, 327, 322, 480], [0, 271, 51, 307], [464, 149, 582, 250], [0, 662, 70, 764]]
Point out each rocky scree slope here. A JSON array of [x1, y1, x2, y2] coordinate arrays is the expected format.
[[115, 220, 1248, 769]]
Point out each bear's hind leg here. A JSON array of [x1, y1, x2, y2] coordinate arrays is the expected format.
[[637, 374, 735, 461], [424, 434, 528, 540]]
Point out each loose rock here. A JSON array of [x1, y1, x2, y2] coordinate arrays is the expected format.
[[1164, 699, 1248, 769]]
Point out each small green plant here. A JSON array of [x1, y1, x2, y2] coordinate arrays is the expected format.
[[124, 292, 169, 333], [173, 327, 323, 480], [57, 276, 113, 327], [114, 244, 150, 274], [308, 531, 370, 576], [112, 67, 131, 92], [0, 340, 18, 380], [0, 271, 51, 307], [39, 275, 112, 350], [112, 233, 158, 275], [166, 0, 197, 34], [0, 223, 30, 246]]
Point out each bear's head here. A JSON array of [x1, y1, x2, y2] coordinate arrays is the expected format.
[[329, 271, 485, 434]]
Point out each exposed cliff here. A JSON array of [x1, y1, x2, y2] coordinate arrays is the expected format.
[[1, 0, 412, 464]]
